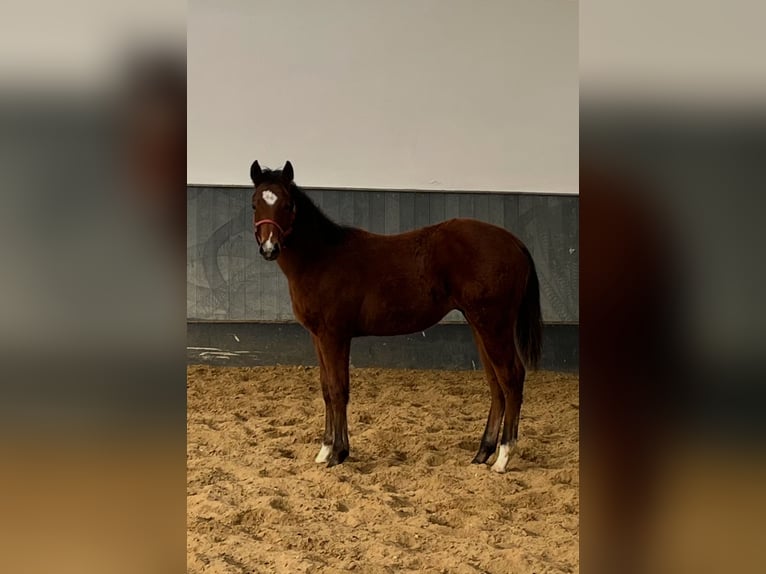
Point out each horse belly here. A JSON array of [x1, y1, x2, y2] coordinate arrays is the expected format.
[[358, 290, 451, 336]]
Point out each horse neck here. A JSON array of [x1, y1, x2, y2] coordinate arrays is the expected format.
[[277, 198, 347, 277]]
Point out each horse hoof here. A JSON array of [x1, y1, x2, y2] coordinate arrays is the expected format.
[[315, 444, 332, 463], [471, 451, 491, 465], [490, 443, 514, 473], [326, 449, 349, 467]]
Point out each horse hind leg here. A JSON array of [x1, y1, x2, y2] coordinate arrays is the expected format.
[[468, 316, 525, 474], [471, 329, 505, 464], [491, 354, 525, 474]]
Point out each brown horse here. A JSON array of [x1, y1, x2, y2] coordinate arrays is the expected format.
[[250, 160, 542, 471]]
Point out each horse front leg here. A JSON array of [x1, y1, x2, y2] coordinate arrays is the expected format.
[[312, 335, 333, 463], [317, 335, 351, 467]]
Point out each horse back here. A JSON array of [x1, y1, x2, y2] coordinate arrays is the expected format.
[[287, 218, 531, 337]]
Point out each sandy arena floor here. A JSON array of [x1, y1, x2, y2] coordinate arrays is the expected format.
[[188, 366, 579, 573]]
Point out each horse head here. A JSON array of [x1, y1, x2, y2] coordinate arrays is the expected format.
[[250, 160, 296, 260]]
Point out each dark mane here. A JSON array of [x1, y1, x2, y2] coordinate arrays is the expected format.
[[260, 168, 350, 245]]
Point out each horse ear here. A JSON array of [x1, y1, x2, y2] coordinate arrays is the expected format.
[[250, 160, 262, 184], [282, 161, 294, 184]]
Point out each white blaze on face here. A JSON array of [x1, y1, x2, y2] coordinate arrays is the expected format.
[[491, 441, 516, 473], [262, 189, 278, 206], [263, 232, 274, 251], [315, 444, 331, 463]]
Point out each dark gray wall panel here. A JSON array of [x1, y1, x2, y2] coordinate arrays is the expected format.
[[187, 322, 579, 372], [339, 191, 355, 226], [473, 193, 489, 223], [354, 193, 370, 231], [459, 193, 473, 218], [518, 195, 579, 323], [369, 192, 385, 234], [414, 194, 430, 229], [487, 194, 505, 229], [187, 187, 579, 324], [430, 193, 446, 224], [444, 193, 460, 220], [399, 192, 415, 232], [384, 192, 400, 234]]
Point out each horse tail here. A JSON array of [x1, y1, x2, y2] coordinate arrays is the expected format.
[[515, 246, 543, 371]]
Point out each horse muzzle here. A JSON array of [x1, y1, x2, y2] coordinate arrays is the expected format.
[[259, 241, 281, 261], [254, 217, 289, 261]]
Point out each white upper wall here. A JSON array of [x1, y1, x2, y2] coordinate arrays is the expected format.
[[188, 0, 578, 193]]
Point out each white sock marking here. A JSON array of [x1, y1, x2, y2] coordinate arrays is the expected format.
[[315, 444, 331, 463], [262, 190, 278, 205], [491, 441, 516, 473]]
